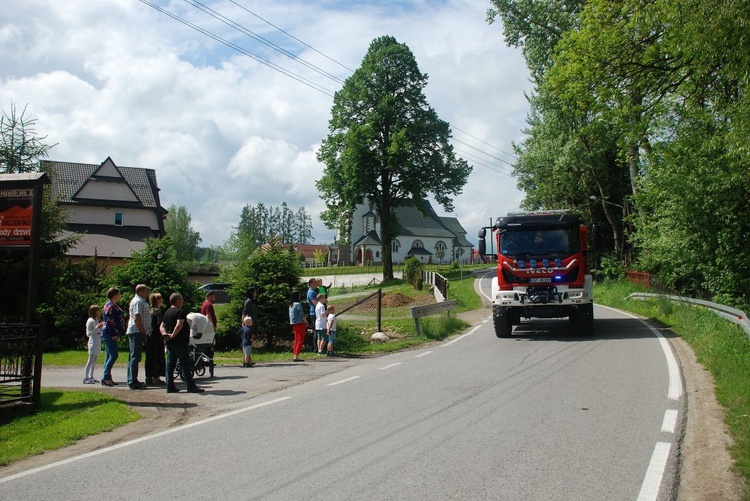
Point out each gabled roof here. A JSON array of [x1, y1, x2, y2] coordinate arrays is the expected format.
[[353, 230, 381, 246], [42, 157, 163, 210], [393, 199, 455, 239], [439, 217, 473, 247]]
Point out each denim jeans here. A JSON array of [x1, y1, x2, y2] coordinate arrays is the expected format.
[[127, 332, 144, 386], [102, 336, 119, 382], [166, 344, 196, 390]]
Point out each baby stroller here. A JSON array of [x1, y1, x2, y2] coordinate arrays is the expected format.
[[174, 312, 216, 379]]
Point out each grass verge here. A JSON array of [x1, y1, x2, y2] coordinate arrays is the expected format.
[[0, 389, 140, 466], [595, 279, 750, 491]]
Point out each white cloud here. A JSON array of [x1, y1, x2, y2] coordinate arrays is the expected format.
[[0, 0, 532, 246]]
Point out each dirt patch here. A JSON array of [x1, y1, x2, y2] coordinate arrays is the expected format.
[[380, 292, 415, 308], [672, 336, 747, 500]]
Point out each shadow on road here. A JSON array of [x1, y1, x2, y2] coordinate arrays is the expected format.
[[507, 317, 677, 342]]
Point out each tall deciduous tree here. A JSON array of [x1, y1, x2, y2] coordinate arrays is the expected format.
[[317, 36, 471, 280], [164, 204, 202, 262]]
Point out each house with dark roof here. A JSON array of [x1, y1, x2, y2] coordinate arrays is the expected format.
[[43, 157, 167, 265], [349, 199, 473, 265]]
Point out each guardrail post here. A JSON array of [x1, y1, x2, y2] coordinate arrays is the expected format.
[[377, 288, 382, 333]]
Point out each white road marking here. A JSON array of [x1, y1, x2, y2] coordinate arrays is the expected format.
[[379, 362, 402, 370], [0, 396, 292, 484], [328, 376, 361, 386], [442, 324, 482, 347], [661, 409, 678, 434], [637, 442, 671, 501], [597, 304, 683, 400], [415, 351, 432, 358]]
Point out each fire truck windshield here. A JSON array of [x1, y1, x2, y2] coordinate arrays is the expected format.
[[500, 227, 579, 256]]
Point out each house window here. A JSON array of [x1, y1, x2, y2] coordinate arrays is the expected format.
[[375, 251, 380, 258], [435, 241, 447, 252], [411, 239, 424, 249], [392, 239, 401, 253], [114, 212, 123, 226]]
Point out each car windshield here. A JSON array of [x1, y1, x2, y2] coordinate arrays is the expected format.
[[500, 228, 579, 256]]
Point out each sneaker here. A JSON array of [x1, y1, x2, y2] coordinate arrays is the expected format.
[[166, 387, 180, 393], [186, 387, 205, 393], [83, 378, 94, 384], [327, 352, 333, 357], [129, 382, 146, 390]]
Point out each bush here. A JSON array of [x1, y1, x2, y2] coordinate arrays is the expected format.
[[404, 256, 423, 289]]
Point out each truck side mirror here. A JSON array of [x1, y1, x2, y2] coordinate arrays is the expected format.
[[478, 228, 486, 256]]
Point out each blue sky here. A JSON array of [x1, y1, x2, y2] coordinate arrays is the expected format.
[[0, 0, 532, 247]]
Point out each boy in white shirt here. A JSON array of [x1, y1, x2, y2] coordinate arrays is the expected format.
[[314, 293, 328, 355], [325, 306, 337, 357]]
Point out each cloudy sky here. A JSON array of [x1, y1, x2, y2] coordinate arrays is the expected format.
[[0, 0, 532, 247]]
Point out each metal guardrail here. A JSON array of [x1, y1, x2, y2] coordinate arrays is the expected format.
[[626, 292, 750, 338], [409, 300, 456, 336]]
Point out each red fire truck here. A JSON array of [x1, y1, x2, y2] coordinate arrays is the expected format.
[[478, 210, 594, 337]]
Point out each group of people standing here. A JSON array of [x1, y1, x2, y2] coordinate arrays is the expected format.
[[84, 285, 219, 394], [83, 279, 338, 387], [287, 278, 337, 362]]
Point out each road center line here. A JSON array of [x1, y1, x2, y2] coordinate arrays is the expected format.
[[379, 363, 402, 370], [637, 442, 671, 501], [661, 409, 678, 434], [415, 351, 432, 358], [0, 396, 292, 484], [328, 376, 361, 386]]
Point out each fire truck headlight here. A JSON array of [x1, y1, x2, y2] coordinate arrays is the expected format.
[[542, 259, 550, 268], [554, 258, 563, 267], [518, 260, 526, 268], [564, 290, 586, 299], [530, 259, 537, 268]]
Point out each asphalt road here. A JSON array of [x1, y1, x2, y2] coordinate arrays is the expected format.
[[0, 284, 682, 500]]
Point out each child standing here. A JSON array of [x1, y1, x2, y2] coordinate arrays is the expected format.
[[83, 305, 104, 384], [240, 316, 256, 367], [325, 305, 337, 357], [314, 293, 328, 355]]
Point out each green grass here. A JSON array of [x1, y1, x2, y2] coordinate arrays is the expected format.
[[595, 280, 750, 495], [0, 389, 140, 466]]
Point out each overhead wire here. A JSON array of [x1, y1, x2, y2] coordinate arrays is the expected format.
[[140, 0, 514, 171], [183, 0, 346, 85], [227, 0, 355, 73], [137, 0, 336, 97]]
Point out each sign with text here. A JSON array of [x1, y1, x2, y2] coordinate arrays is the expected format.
[[0, 187, 34, 247]]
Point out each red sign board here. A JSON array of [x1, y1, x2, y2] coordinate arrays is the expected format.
[[0, 187, 34, 247]]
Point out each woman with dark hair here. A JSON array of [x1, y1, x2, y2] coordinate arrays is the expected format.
[[101, 287, 124, 386], [145, 293, 166, 384], [288, 290, 306, 362]]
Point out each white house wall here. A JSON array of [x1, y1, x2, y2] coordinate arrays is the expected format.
[[65, 205, 160, 229], [77, 179, 139, 202]]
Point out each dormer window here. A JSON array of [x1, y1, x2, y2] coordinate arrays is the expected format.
[[114, 212, 123, 226]]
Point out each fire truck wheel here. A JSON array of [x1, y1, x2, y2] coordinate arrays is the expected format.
[[580, 304, 594, 336], [494, 311, 513, 338]]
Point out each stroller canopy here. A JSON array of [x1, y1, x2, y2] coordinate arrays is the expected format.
[[186, 312, 216, 346]]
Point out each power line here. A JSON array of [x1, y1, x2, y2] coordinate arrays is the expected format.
[[183, 0, 346, 85], [142, 0, 518, 169], [138, 0, 336, 97], [453, 125, 517, 161], [454, 148, 515, 178], [227, 0, 355, 74], [452, 137, 516, 168]]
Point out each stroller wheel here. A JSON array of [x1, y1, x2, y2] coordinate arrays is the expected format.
[[195, 366, 206, 377]]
